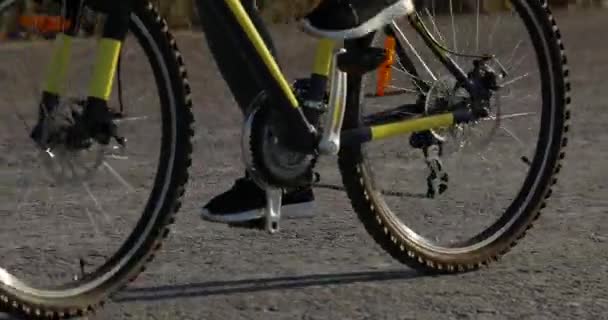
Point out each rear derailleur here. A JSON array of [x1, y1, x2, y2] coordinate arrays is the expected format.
[[410, 131, 449, 199]]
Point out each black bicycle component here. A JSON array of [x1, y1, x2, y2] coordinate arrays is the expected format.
[[410, 131, 439, 149], [467, 57, 502, 118], [363, 103, 423, 126], [196, 0, 317, 153], [249, 104, 317, 188], [77, 98, 117, 145], [423, 144, 448, 198], [337, 47, 387, 75], [294, 77, 329, 130], [63, 0, 86, 36], [30, 92, 60, 147], [116, 54, 126, 116]]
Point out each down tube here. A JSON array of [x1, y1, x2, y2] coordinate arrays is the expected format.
[[194, 0, 317, 151]]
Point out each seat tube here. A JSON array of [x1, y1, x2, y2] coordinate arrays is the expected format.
[[302, 38, 336, 125]]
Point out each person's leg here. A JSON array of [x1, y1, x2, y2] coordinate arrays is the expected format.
[[200, 0, 277, 117], [200, 0, 315, 224], [244, 0, 278, 61]]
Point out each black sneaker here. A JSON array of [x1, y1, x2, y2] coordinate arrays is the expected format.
[[201, 176, 315, 224], [301, 0, 414, 39]]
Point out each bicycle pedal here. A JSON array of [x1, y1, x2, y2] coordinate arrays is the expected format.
[[337, 47, 387, 76], [226, 202, 314, 232]]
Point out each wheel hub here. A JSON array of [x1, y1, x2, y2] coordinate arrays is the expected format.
[[32, 98, 108, 185]]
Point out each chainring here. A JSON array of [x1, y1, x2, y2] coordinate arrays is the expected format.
[[242, 96, 317, 189]]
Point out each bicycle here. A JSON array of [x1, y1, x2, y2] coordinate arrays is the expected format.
[[0, 0, 570, 318]]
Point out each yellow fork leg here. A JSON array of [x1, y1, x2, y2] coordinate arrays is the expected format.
[[88, 38, 122, 101], [44, 34, 74, 95]]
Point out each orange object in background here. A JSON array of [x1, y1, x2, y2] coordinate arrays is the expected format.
[[18, 15, 72, 34], [376, 35, 396, 97]]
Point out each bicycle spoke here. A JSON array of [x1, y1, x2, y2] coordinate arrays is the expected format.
[[424, 8, 444, 43], [106, 154, 129, 160], [488, 15, 503, 49], [483, 111, 537, 122], [102, 161, 135, 193], [450, 0, 458, 52], [83, 182, 112, 224], [114, 116, 149, 123], [475, 0, 480, 53], [84, 207, 103, 239], [390, 63, 423, 83], [387, 84, 418, 94], [499, 124, 525, 147], [391, 22, 438, 81], [505, 40, 523, 67], [392, 59, 429, 93], [501, 72, 533, 87]]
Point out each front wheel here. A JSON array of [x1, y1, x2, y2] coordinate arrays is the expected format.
[[338, 0, 570, 273], [0, 2, 193, 318]]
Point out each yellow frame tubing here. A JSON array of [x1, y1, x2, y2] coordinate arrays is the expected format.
[[88, 38, 122, 101], [44, 34, 74, 95], [313, 39, 335, 77], [224, 0, 300, 108], [370, 113, 455, 141]]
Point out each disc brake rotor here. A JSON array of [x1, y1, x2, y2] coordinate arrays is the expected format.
[[36, 98, 109, 185]]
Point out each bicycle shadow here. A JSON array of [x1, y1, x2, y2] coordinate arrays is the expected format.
[[112, 269, 428, 303]]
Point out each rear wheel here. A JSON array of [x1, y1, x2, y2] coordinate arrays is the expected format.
[[0, 2, 193, 317], [339, 0, 570, 273]]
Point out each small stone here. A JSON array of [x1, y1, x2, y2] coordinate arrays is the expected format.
[[476, 308, 497, 314], [590, 233, 606, 243]]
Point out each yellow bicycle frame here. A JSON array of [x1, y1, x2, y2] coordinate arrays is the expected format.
[[41, 0, 461, 149], [44, 34, 121, 102]]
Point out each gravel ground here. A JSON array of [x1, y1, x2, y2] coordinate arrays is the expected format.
[[0, 6, 606, 320]]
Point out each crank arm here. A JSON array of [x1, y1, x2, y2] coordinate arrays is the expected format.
[[318, 48, 348, 156]]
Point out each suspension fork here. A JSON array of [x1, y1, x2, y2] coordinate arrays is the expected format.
[[40, 0, 84, 111], [40, 1, 131, 129]]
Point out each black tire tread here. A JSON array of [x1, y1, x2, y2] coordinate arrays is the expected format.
[[0, 2, 194, 318], [338, 0, 571, 274]]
